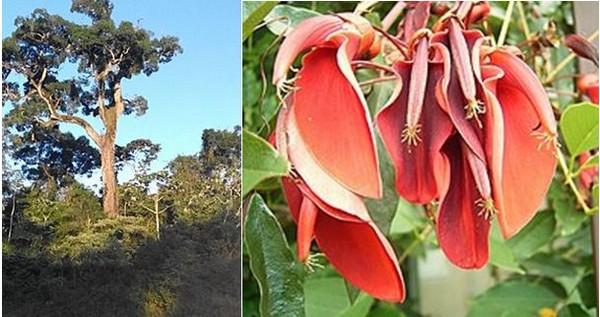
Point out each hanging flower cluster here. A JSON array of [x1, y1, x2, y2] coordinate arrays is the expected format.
[[271, 1, 557, 302]]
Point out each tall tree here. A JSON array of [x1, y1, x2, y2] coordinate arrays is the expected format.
[[2, 0, 182, 217]]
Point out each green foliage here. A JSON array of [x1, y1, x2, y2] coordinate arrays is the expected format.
[[22, 180, 103, 237], [243, 2, 278, 42], [3, 217, 240, 317], [560, 102, 599, 157], [245, 194, 305, 317], [242, 130, 289, 196], [305, 278, 374, 317], [467, 281, 559, 317], [3, 0, 182, 217], [49, 216, 154, 259], [489, 223, 525, 274], [507, 210, 557, 260], [264, 5, 321, 36]]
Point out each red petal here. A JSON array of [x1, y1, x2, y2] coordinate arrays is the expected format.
[[437, 137, 491, 269], [494, 84, 557, 238], [273, 15, 345, 86], [587, 84, 599, 104], [281, 179, 406, 303], [433, 29, 487, 161], [399, 2, 431, 42], [294, 44, 381, 198], [487, 50, 557, 136], [297, 197, 318, 262], [315, 210, 405, 302], [376, 56, 453, 203], [284, 103, 372, 222]]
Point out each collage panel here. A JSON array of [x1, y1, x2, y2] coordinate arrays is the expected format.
[[2, 1, 241, 316], [242, 2, 599, 317]]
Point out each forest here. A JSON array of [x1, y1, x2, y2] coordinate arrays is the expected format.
[[2, 1, 241, 316]]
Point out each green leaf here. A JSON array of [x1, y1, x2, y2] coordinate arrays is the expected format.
[[305, 277, 374, 317], [243, 2, 278, 42], [467, 281, 559, 317], [560, 102, 599, 157], [245, 194, 305, 317], [364, 74, 400, 234], [367, 302, 406, 317], [522, 253, 578, 277], [558, 304, 592, 317], [488, 222, 524, 274], [365, 135, 401, 234], [242, 130, 289, 196], [549, 180, 587, 236], [506, 210, 556, 260], [344, 280, 360, 305], [576, 273, 596, 309], [265, 5, 321, 36], [389, 198, 427, 236]]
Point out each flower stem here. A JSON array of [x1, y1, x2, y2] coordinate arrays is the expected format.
[[359, 76, 397, 87], [516, 1, 531, 41], [382, 1, 406, 32], [556, 148, 594, 215], [496, 1, 516, 47], [544, 30, 599, 85], [398, 224, 433, 264]]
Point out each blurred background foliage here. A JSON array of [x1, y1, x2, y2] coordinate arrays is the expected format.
[[243, 2, 598, 317]]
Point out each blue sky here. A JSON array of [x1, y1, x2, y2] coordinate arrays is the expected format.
[[2, 1, 241, 186]]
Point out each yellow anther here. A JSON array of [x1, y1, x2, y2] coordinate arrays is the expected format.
[[476, 197, 497, 221], [465, 98, 485, 128], [303, 252, 325, 274], [401, 123, 422, 151]]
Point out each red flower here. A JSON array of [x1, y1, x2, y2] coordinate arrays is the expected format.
[[273, 14, 382, 198], [437, 25, 558, 267], [577, 74, 599, 104], [481, 47, 558, 236], [272, 14, 405, 302], [378, 16, 557, 269], [376, 32, 454, 204]]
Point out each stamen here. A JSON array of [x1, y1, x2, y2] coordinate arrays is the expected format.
[[401, 123, 422, 151], [475, 197, 497, 221], [276, 76, 299, 106], [465, 98, 485, 128], [303, 253, 325, 273], [531, 131, 559, 152]]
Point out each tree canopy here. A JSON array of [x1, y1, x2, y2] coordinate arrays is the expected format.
[[3, 0, 182, 217]]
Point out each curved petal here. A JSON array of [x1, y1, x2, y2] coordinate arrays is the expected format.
[[398, 2, 431, 43], [437, 137, 491, 269], [314, 210, 405, 303], [284, 103, 371, 222], [487, 50, 557, 136], [432, 29, 487, 161], [281, 179, 406, 302], [376, 57, 453, 203], [293, 43, 381, 198], [494, 85, 557, 238], [273, 15, 345, 86]]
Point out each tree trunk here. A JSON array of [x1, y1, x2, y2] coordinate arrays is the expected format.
[[101, 131, 119, 218], [8, 195, 16, 242], [154, 197, 161, 240]]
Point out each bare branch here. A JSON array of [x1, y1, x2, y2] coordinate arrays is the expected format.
[[30, 68, 103, 147]]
